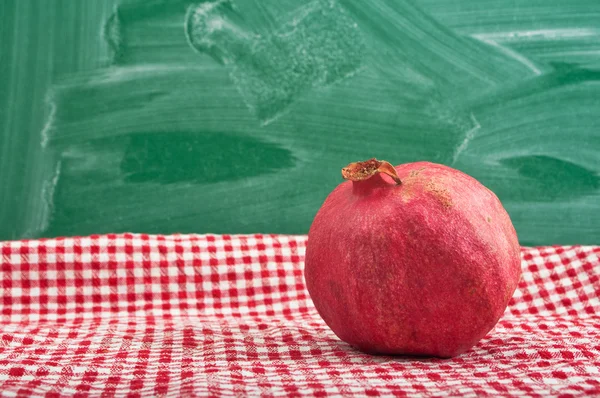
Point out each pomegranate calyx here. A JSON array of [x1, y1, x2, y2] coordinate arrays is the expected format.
[[341, 158, 402, 185]]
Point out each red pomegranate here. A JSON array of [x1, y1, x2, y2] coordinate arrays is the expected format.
[[304, 159, 521, 358]]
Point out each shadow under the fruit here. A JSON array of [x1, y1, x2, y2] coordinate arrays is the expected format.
[[321, 338, 458, 364]]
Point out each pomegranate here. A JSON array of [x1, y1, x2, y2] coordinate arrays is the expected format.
[[304, 159, 521, 358]]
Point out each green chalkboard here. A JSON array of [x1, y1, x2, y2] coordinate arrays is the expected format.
[[1, 0, 599, 245]]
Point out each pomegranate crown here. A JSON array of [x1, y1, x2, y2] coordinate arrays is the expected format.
[[341, 158, 401, 185]]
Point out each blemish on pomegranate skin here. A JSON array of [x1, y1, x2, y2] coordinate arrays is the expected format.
[[487, 216, 492, 223], [400, 186, 414, 203], [409, 167, 426, 177], [425, 181, 453, 208], [398, 170, 423, 202]]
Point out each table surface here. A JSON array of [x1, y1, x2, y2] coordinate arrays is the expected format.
[[0, 233, 599, 397]]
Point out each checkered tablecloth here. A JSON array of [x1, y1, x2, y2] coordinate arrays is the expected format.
[[0, 234, 598, 397]]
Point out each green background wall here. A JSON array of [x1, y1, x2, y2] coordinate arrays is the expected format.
[[1, 0, 599, 246]]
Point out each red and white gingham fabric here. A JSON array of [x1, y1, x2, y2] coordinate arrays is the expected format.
[[0, 234, 599, 397]]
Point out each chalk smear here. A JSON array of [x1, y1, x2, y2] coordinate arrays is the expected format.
[[452, 113, 481, 166], [38, 160, 62, 235], [473, 28, 600, 42], [40, 92, 57, 148], [473, 34, 542, 75], [186, 0, 366, 124]]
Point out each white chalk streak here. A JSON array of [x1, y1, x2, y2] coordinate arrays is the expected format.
[[39, 160, 62, 233], [40, 93, 56, 148], [452, 113, 481, 165], [184, 0, 252, 64], [97, 65, 191, 84], [473, 28, 600, 42], [475, 37, 542, 76]]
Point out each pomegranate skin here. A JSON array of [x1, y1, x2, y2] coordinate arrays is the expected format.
[[304, 161, 521, 358]]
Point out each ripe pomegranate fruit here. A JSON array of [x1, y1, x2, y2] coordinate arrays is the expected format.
[[304, 159, 521, 358]]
